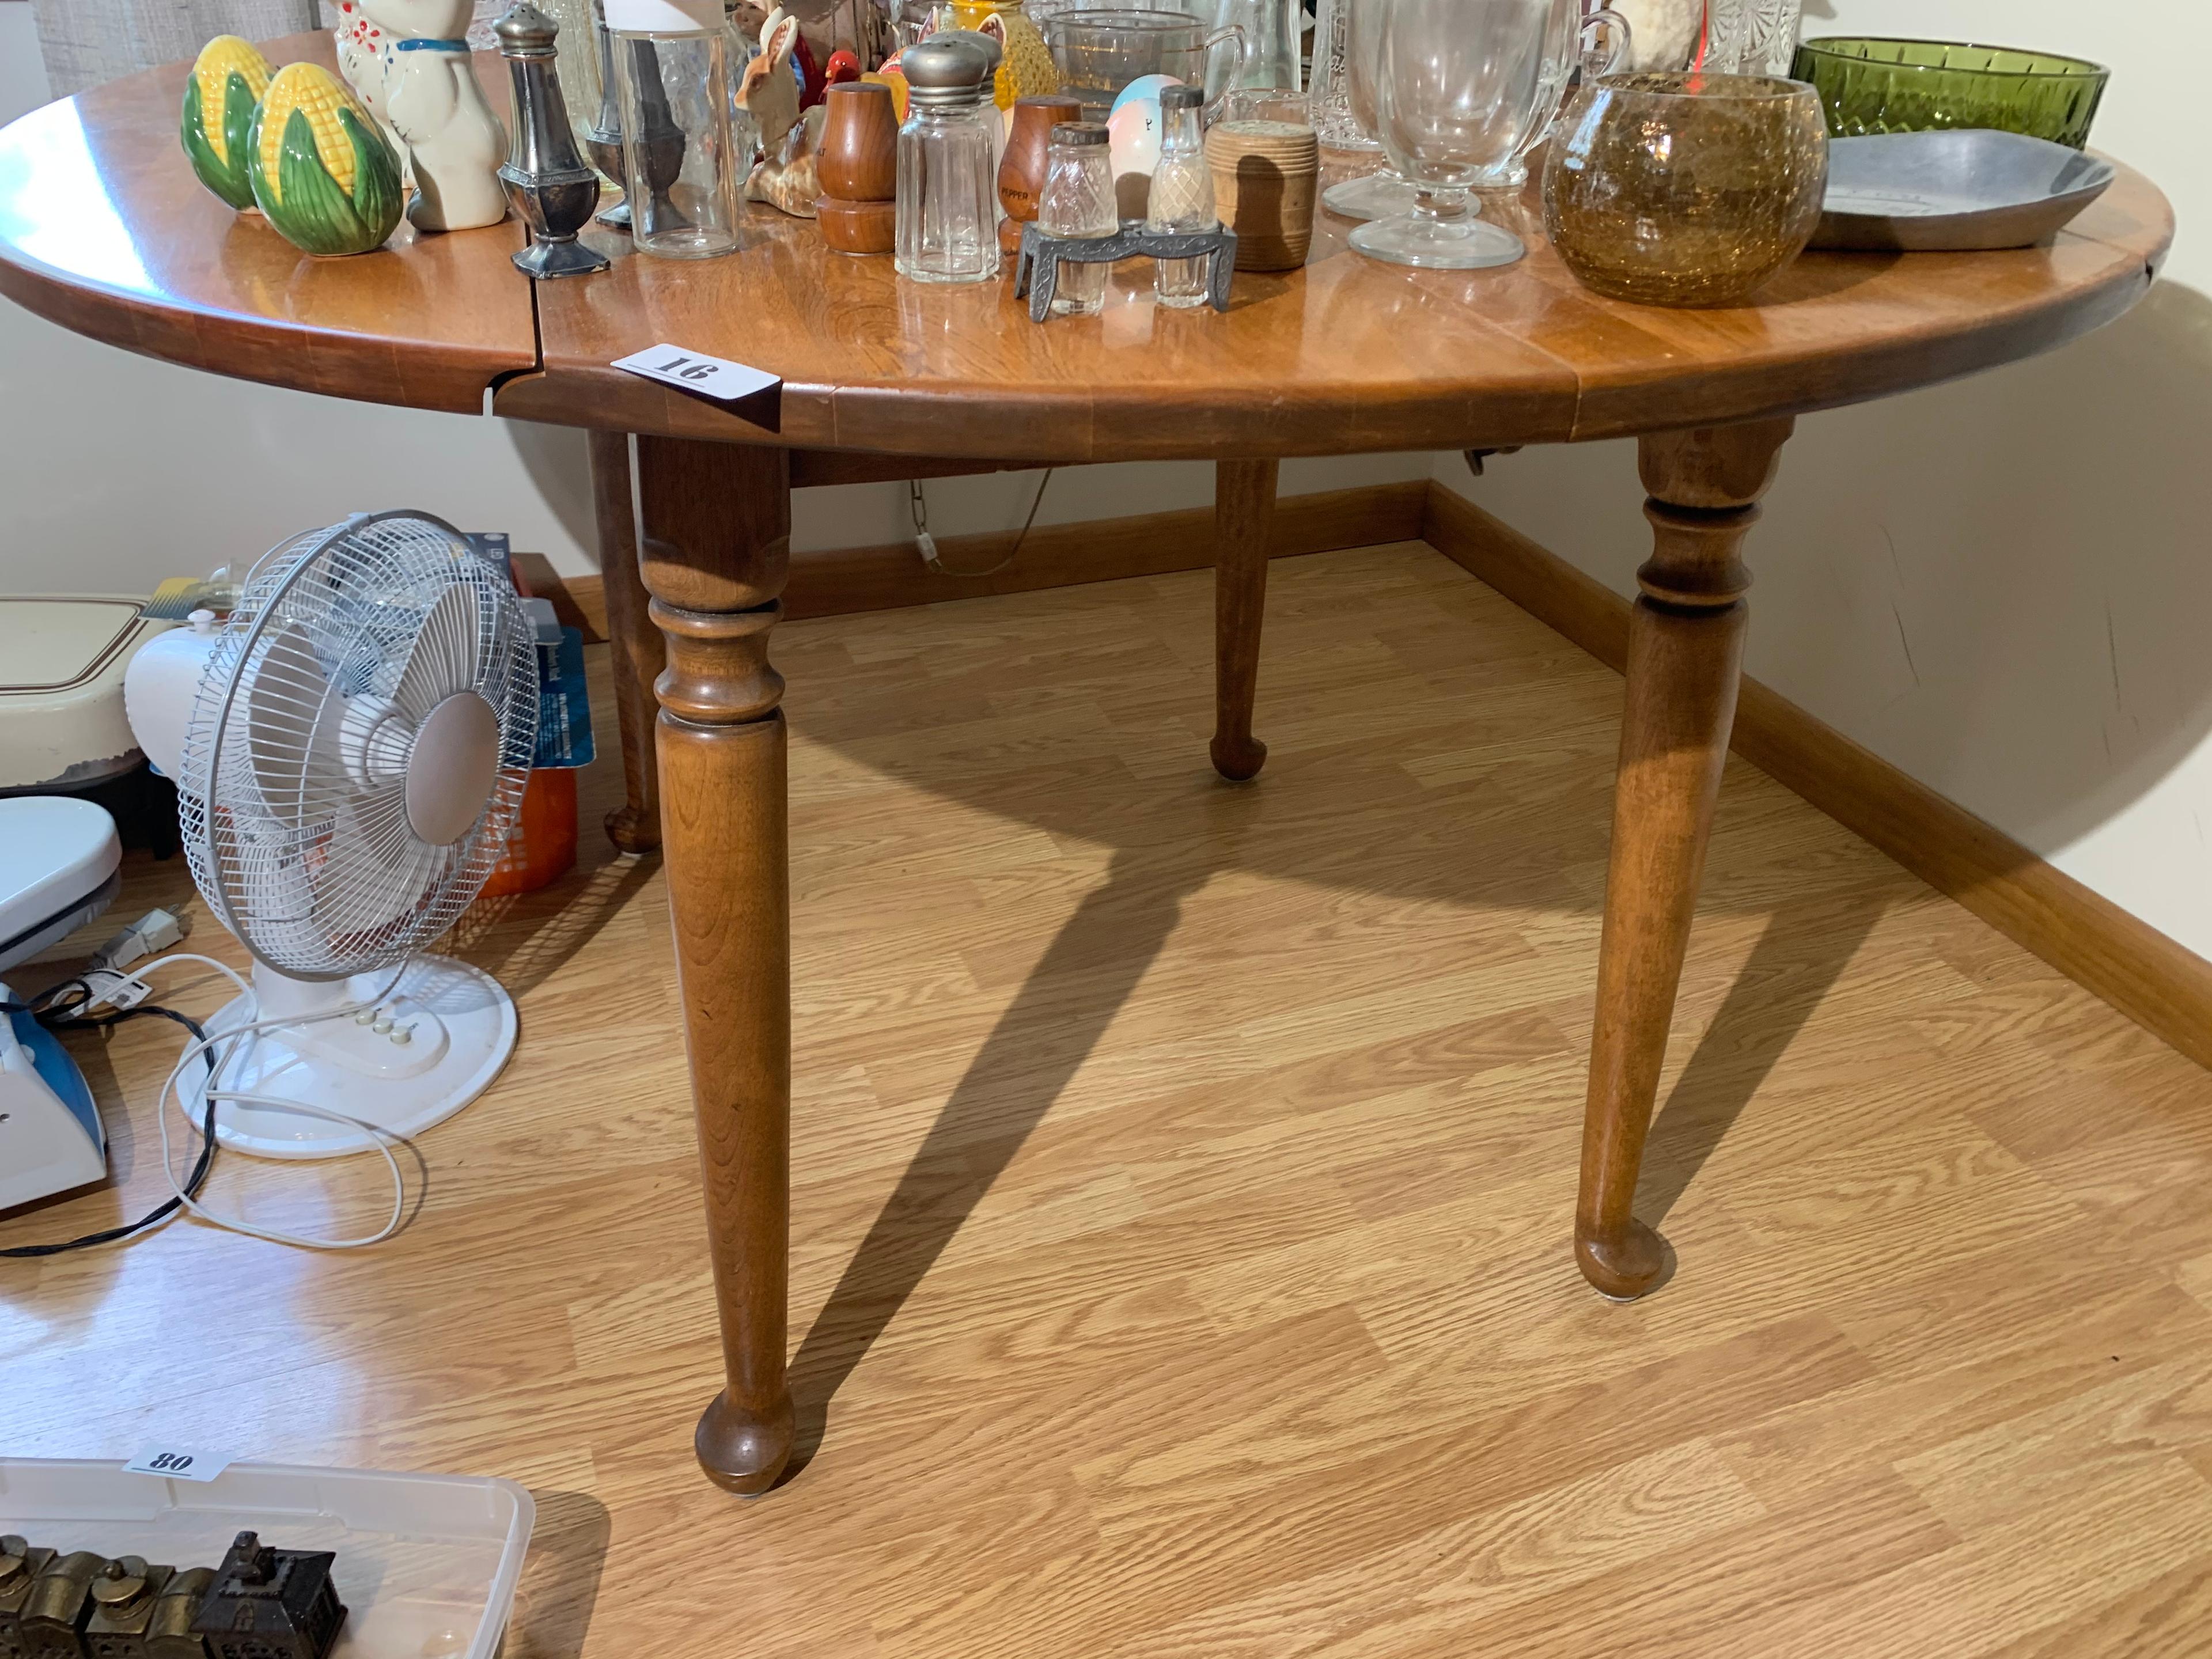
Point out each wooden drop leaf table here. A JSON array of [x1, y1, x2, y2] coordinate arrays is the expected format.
[[0, 33, 2171, 1495]]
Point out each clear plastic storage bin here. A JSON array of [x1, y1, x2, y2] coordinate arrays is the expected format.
[[0, 1459, 535, 1659]]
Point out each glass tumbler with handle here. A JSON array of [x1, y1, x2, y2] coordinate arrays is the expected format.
[[1327, 0, 1630, 219], [1350, 0, 1563, 269], [1471, 0, 1631, 190]]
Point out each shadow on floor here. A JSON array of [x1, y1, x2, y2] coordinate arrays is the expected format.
[[511, 1487, 612, 1659], [1633, 892, 1890, 1231], [781, 847, 1207, 1482]]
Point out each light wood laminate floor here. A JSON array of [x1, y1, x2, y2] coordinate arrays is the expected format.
[[8, 542, 2212, 1658]]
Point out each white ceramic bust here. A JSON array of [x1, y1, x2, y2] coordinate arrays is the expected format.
[[1613, 0, 1703, 73], [357, 0, 510, 231]]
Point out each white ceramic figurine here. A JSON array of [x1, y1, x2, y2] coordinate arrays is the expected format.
[[358, 0, 510, 231], [332, 0, 410, 173]]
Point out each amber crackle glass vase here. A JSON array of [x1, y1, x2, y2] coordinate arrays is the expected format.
[[1542, 71, 1828, 308]]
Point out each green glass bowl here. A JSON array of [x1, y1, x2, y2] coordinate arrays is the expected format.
[[1793, 37, 2109, 150]]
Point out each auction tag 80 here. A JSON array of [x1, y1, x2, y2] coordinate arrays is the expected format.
[[123, 1446, 233, 1482]]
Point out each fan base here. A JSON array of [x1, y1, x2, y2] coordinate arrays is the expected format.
[[181, 955, 517, 1160]]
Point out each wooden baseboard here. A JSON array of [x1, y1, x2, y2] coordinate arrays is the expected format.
[[1420, 481, 2212, 1074], [520, 478, 1429, 642]]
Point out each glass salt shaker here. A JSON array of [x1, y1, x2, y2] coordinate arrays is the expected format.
[[1146, 85, 1213, 308], [895, 35, 1003, 283], [1037, 122, 1117, 315], [606, 0, 741, 258]]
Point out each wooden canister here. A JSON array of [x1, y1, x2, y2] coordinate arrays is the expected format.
[[1204, 119, 1320, 271], [998, 94, 1085, 252]]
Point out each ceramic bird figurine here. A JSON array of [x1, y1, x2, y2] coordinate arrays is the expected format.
[[358, 0, 511, 230], [741, 9, 823, 218]]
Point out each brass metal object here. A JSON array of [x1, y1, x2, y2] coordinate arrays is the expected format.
[[1, 1540, 59, 1659], [85, 1558, 177, 1659], [1543, 72, 1829, 308], [21, 1550, 105, 1659], [144, 1567, 215, 1659]]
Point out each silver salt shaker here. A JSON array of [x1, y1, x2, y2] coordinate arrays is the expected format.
[[895, 35, 1002, 284], [494, 3, 612, 278]]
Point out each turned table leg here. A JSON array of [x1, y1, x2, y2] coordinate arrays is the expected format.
[[1211, 457, 1279, 781], [590, 429, 666, 853], [1576, 418, 1794, 1300], [635, 434, 796, 1492]]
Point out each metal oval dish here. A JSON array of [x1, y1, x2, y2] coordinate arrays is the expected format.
[[1812, 129, 2116, 252]]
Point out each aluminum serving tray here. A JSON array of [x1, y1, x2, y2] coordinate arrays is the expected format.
[[1811, 130, 2116, 252]]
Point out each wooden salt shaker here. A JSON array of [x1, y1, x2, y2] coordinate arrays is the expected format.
[[998, 94, 1084, 253], [815, 80, 900, 254], [1204, 119, 1319, 271]]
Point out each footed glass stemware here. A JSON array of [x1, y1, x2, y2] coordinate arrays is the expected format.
[[1350, 0, 1560, 268]]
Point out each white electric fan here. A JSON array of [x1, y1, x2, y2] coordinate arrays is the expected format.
[[123, 512, 537, 1160]]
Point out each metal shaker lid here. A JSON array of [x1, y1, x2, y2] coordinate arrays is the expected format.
[[1049, 121, 1109, 146], [902, 34, 994, 105], [493, 2, 559, 55]]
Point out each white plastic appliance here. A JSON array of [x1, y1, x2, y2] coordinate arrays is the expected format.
[[123, 513, 537, 1160], [0, 797, 122, 1210]]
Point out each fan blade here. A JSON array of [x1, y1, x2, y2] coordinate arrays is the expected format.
[[320, 791, 444, 942], [392, 582, 486, 724], [240, 622, 348, 831]]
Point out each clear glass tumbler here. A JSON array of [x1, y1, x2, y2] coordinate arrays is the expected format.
[[1306, 0, 1380, 150], [1350, 0, 1558, 268], [1038, 121, 1119, 313], [612, 16, 741, 258]]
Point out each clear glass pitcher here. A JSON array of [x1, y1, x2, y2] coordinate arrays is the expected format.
[[1043, 9, 1248, 120]]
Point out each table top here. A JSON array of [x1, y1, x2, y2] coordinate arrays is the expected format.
[[0, 35, 533, 415], [0, 33, 2174, 459]]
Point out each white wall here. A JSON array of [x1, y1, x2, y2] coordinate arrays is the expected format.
[[1436, 0, 2212, 963]]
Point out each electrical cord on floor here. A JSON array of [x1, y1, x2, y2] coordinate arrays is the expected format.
[[1, 955, 414, 1256], [911, 469, 1056, 579], [0, 979, 220, 1258]]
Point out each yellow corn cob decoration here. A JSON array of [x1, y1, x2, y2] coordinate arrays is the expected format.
[[247, 62, 403, 256], [180, 35, 275, 209], [257, 63, 368, 205]]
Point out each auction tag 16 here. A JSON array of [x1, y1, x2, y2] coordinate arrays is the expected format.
[[612, 344, 781, 405], [123, 1446, 233, 1482]]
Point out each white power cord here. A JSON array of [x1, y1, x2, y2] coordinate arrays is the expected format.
[[127, 952, 414, 1250]]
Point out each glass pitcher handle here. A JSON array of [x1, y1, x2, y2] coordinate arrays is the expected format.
[[1580, 5, 1631, 78], [1199, 22, 1248, 123], [1512, 1, 1631, 166]]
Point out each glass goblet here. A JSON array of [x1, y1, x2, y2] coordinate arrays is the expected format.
[[1350, 0, 1554, 268], [1319, 0, 1415, 221]]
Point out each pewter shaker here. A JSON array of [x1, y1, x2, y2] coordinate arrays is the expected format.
[[495, 3, 612, 278]]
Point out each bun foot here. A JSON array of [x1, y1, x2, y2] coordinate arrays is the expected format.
[[696, 1388, 796, 1495], [1575, 1218, 1671, 1301], [605, 802, 662, 855], [1210, 733, 1267, 782]]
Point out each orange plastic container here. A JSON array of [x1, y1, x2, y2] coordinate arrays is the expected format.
[[478, 767, 577, 896]]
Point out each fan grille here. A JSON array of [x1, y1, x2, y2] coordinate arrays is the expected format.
[[178, 514, 539, 980]]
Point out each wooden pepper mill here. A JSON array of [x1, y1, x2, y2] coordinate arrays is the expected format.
[[997, 93, 1082, 253], [815, 80, 899, 255]]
